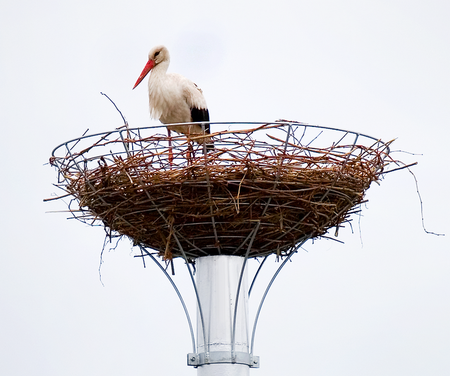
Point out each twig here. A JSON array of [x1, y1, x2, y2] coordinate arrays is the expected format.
[[381, 162, 418, 175], [100, 92, 128, 128], [408, 168, 445, 236]]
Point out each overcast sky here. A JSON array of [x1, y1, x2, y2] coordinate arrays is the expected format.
[[1, 0, 449, 375]]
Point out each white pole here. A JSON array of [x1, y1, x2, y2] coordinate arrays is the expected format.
[[194, 255, 252, 376]]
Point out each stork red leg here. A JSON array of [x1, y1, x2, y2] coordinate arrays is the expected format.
[[168, 129, 173, 165], [187, 141, 193, 166]]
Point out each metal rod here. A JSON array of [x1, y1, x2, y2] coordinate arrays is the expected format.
[[51, 121, 386, 159], [170, 234, 208, 355], [138, 246, 196, 353], [231, 221, 261, 358], [248, 255, 269, 298], [249, 240, 307, 355]]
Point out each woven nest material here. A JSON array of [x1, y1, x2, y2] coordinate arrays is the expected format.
[[50, 122, 392, 259]]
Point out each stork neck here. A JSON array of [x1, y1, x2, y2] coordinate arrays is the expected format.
[[151, 60, 170, 78]]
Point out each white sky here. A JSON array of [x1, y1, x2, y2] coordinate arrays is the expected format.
[[1, 0, 449, 375]]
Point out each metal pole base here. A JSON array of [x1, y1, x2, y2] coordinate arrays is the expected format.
[[193, 255, 256, 376], [197, 364, 250, 376]]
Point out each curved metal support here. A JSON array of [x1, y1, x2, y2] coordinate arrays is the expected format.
[[249, 240, 308, 355], [138, 245, 196, 353], [231, 221, 261, 358], [128, 164, 209, 354], [170, 234, 208, 355], [248, 255, 269, 298]]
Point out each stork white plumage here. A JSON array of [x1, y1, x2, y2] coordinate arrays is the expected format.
[[132, 45, 213, 159]]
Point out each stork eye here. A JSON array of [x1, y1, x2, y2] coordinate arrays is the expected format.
[[154, 51, 160, 58]]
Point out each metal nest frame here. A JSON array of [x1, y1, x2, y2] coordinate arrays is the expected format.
[[48, 120, 398, 361], [49, 121, 393, 260]]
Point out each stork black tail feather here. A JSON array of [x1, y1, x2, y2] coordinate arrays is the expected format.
[[197, 117, 214, 153]]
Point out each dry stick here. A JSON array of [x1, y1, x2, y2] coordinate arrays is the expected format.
[[100, 92, 131, 155], [100, 92, 128, 128], [407, 167, 445, 236], [260, 124, 292, 217], [65, 128, 90, 157], [43, 193, 72, 202], [381, 149, 442, 236], [381, 162, 418, 174]]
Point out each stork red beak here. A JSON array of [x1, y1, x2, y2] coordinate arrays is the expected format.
[[132, 59, 155, 89]]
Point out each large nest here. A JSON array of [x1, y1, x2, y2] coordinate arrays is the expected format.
[[50, 122, 392, 259]]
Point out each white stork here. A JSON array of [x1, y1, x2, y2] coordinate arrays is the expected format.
[[132, 45, 213, 158]]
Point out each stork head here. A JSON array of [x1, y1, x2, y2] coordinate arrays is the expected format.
[[132, 45, 170, 89]]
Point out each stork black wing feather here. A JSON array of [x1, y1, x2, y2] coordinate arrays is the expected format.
[[191, 108, 210, 133]]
